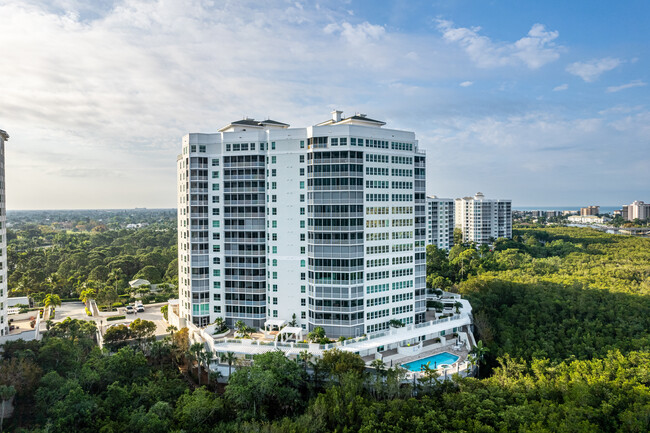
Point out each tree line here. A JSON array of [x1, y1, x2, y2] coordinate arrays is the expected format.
[[2, 318, 649, 432], [7, 221, 178, 306]]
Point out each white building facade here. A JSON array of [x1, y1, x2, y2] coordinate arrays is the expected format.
[[0, 130, 8, 335], [454, 192, 512, 244], [426, 196, 454, 250], [623, 201, 650, 221], [177, 112, 427, 338]]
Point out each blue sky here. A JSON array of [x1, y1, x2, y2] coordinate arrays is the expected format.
[[0, 0, 648, 209]]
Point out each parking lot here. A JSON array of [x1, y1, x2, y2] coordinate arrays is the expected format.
[[52, 301, 170, 336]]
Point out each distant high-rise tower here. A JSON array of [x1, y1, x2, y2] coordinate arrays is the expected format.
[[0, 129, 8, 335], [580, 206, 600, 216], [454, 192, 512, 244], [176, 112, 427, 337], [426, 196, 454, 250], [623, 201, 650, 221]]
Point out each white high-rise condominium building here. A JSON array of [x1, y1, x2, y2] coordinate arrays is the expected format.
[[0, 129, 8, 335], [177, 111, 427, 337], [426, 196, 454, 250], [454, 192, 512, 245], [623, 201, 650, 221]]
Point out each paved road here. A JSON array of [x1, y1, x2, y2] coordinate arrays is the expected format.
[[53, 301, 170, 336]]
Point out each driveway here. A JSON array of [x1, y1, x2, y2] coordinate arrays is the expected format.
[[52, 301, 170, 336]]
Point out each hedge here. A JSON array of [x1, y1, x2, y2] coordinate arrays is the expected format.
[[106, 315, 126, 322]]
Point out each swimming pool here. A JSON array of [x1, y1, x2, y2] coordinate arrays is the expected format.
[[401, 352, 459, 372]]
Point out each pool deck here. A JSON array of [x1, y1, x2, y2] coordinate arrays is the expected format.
[[381, 343, 469, 373]]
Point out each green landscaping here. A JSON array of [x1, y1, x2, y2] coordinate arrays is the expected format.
[[2, 226, 650, 432]]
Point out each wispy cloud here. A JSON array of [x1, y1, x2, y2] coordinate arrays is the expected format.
[[553, 83, 568, 91], [459, 81, 473, 87], [606, 80, 647, 93], [436, 20, 561, 69], [566, 57, 622, 82]]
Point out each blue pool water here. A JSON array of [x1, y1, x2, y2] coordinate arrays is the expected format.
[[402, 352, 459, 372]]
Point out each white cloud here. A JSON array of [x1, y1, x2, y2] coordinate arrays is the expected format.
[[553, 83, 568, 91], [436, 20, 561, 69], [0, 1, 647, 209], [566, 57, 622, 82], [459, 81, 473, 87], [323, 21, 385, 44], [606, 80, 647, 93]]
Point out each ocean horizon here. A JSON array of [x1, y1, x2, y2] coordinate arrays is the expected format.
[[515, 205, 620, 213]]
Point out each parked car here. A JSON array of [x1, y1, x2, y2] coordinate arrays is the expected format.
[[136, 304, 145, 313], [125, 305, 135, 314]]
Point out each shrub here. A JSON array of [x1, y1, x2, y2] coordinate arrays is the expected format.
[[85, 307, 92, 316], [107, 315, 126, 322]]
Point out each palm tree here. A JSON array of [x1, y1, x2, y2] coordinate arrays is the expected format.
[[224, 351, 237, 377], [420, 361, 438, 389], [79, 288, 96, 305], [43, 293, 62, 310], [299, 350, 312, 372], [0, 385, 16, 432], [213, 317, 226, 333], [307, 326, 326, 342], [201, 350, 216, 385], [149, 339, 171, 369], [370, 358, 386, 373], [470, 340, 489, 377], [467, 354, 478, 376], [454, 301, 462, 314], [166, 325, 178, 335], [189, 342, 205, 385]]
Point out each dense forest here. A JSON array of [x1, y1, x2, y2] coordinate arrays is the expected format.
[[6, 215, 178, 306], [2, 220, 650, 431]]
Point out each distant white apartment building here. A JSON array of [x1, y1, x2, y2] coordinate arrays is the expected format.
[[177, 111, 427, 337], [0, 130, 8, 335], [454, 192, 512, 244], [426, 196, 454, 250], [567, 215, 610, 224], [623, 201, 650, 221]]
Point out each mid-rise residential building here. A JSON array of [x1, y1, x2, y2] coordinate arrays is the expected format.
[[426, 196, 454, 250], [580, 206, 600, 216], [177, 111, 426, 337], [622, 201, 650, 221], [568, 215, 610, 224], [0, 129, 7, 336], [454, 192, 512, 244]]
